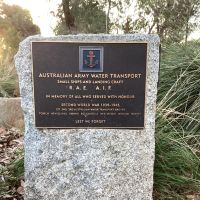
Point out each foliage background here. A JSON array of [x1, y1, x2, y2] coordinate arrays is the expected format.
[[0, 1, 40, 97]]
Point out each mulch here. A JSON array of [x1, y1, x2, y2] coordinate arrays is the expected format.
[[0, 127, 23, 166], [0, 127, 24, 200]]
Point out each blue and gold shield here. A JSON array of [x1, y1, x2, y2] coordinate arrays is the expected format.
[[79, 46, 103, 72]]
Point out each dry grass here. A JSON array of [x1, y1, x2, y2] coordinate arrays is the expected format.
[[0, 53, 19, 97]]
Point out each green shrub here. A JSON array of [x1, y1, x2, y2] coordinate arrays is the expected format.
[[154, 41, 200, 199]]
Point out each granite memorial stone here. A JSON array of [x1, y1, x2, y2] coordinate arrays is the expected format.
[[15, 34, 160, 200]]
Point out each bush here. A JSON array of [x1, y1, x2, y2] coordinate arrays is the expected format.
[[154, 41, 200, 199]]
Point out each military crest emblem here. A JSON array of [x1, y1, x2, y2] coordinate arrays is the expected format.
[[79, 46, 103, 72]]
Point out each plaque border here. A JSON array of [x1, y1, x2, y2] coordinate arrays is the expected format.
[[31, 41, 148, 129]]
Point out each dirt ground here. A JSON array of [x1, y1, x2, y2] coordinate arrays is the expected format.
[[0, 127, 24, 200]]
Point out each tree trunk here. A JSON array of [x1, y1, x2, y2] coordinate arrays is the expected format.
[[148, 21, 156, 34], [185, 4, 194, 45], [185, 18, 189, 45], [62, 0, 75, 32], [106, 0, 111, 33]]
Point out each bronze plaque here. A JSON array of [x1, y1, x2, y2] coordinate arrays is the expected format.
[[32, 42, 147, 128]]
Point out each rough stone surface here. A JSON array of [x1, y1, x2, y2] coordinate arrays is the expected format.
[[0, 97, 24, 129], [15, 34, 160, 200]]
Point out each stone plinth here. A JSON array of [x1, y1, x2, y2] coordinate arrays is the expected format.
[[15, 34, 160, 200]]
